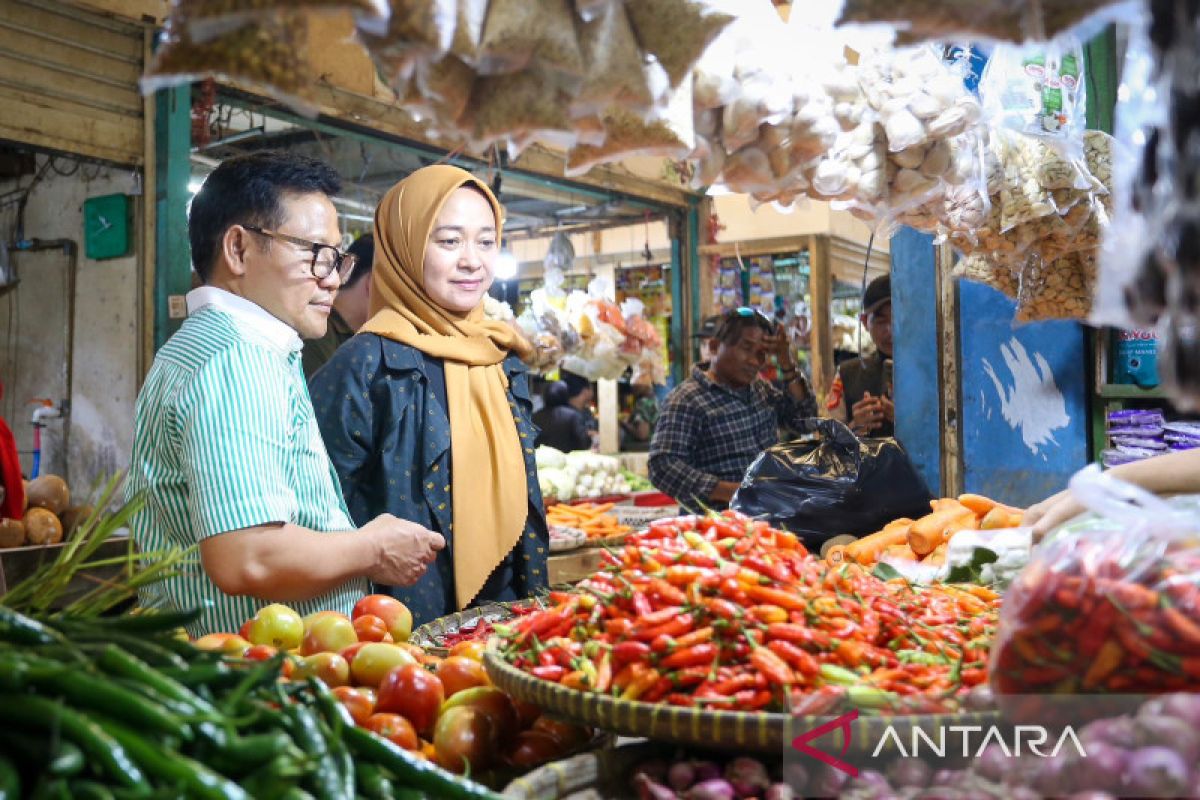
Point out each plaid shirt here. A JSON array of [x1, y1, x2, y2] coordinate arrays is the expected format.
[[649, 365, 816, 512]]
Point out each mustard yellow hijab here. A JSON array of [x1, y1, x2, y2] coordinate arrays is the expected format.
[[362, 165, 532, 610]]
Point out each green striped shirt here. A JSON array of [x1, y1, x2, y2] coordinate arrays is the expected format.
[[127, 288, 367, 637]]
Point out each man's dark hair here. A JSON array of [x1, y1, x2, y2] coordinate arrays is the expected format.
[[561, 371, 591, 399], [713, 309, 775, 345], [543, 381, 571, 408], [189, 151, 342, 283], [343, 233, 375, 289]]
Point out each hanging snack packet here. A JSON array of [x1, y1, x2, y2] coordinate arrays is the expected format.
[[565, 80, 695, 176], [476, 0, 583, 76], [449, 0, 487, 62], [144, 9, 319, 115], [979, 38, 1088, 160], [624, 0, 734, 88], [174, 0, 388, 41], [357, 0, 456, 81], [1014, 250, 1097, 323], [467, 64, 575, 148], [571, 2, 653, 118]]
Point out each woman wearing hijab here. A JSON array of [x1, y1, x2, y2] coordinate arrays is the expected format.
[[311, 165, 547, 624]]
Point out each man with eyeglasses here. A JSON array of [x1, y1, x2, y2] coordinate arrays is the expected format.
[[649, 307, 816, 513], [127, 152, 443, 636]]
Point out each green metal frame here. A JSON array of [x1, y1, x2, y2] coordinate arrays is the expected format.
[[153, 85, 193, 350], [1082, 26, 1121, 461]]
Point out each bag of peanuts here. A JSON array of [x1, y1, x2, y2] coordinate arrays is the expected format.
[[172, 0, 388, 41], [991, 465, 1200, 697], [143, 8, 320, 116]]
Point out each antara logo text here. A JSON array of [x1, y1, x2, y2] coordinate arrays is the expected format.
[[791, 710, 1088, 777]]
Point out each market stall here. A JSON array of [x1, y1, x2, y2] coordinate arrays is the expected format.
[[5, 0, 1200, 798]]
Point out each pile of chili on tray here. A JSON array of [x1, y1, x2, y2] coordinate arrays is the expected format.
[[495, 510, 1001, 714]]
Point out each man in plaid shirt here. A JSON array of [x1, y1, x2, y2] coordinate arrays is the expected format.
[[649, 309, 816, 513]]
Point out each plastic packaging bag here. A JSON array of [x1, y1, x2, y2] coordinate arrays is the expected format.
[[174, 0, 388, 41], [979, 38, 1088, 160], [571, 2, 653, 118], [990, 464, 1200, 696], [356, 0, 455, 68], [565, 81, 694, 177], [475, 0, 583, 76], [1014, 249, 1097, 323], [448, 0, 487, 62], [731, 419, 934, 550], [466, 64, 576, 148], [624, 0, 735, 88], [143, 9, 319, 115]]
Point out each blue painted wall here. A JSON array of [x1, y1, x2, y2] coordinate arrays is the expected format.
[[891, 228, 942, 495], [958, 281, 1089, 506]]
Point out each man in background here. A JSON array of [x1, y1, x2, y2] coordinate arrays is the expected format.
[[303, 233, 375, 377], [650, 309, 815, 512], [825, 274, 894, 437]]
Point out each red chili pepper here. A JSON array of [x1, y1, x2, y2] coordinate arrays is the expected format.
[[1163, 607, 1200, 650], [642, 675, 674, 703], [750, 647, 794, 686], [650, 634, 676, 654], [612, 640, 651, 665], [648, 579, 688, 606], [632, 613, 694, 642], [744, 585, 806, 612], [704, 598, 742, 621], [631, 591, 653, 618], [712, 673, 757, 695], [668, 665, 711, 687], [666, 693, 695, 707], [632, 606, 684, 627], [531, 665, 566, 682], [732, 688, 773, 710], [604, 618, 634, 637], [593, 652, 613, 694], [664, 565, 708, 586], [765, 623, 830, 650], [743, 556, 791, 583], [660, 643, 718, 670], [767, 640, 819, 677], [675, 627, 714, 649]]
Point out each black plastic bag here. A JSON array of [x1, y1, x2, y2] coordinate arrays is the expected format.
[[731, 418, 932, 549]]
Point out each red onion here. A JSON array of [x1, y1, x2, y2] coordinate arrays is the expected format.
[[764, 783, 796, 800], [1066, 792, 1117, 800], [1145, 692, 1200, 728], [692, 760, 722, 783], [887, 758, 932, 789], [668, 761, 697, 792], [1068, 741, 1128, 793], [1135, 714, 1200, 763], [1124, 746, 1189, 797], [972, 744, 1012, 783], [1080, 715, 1138, 750], [685, 778, 736, 800], [808, 763, 851, 797], [724, 756, 770, 798], [634, 773, 679, 800]]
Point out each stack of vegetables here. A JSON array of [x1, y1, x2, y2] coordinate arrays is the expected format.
[[536, 447, 632, 502], [0, 474, 94, 549], [826, 494, 1024, 568], [0, 605, 501, 800], [494, 511, 1001, 715], [546, 502, 632, 541]]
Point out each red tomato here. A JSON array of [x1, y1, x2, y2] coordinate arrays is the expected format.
[[441, 686, 519, 743], [505, 730, 566, 769], [435, 656, 490, 697], [433, 706, 496, 773], [365, 713, 419, 750], [353, 614, 389, 643], [243, 644, 278, 661], [511, 697, 543, 729], [376, 664, 445, 737], [449, 641, 487, 662], [331, 685, 375, 726], [531, 717, 591, 750]]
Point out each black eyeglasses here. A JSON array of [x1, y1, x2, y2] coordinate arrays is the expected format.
[[242, 225, 357, 283]]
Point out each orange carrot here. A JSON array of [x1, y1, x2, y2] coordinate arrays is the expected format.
[[957, 494, 998, 516], [842, 518, 913, 564], [908, 509, 974, 556], [923, 542, 950, 566], [882, 543, 918, 561]]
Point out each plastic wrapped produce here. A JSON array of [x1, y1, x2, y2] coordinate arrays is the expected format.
[[565, 78, 695, 177], [356, 0, 455, 78], [467, 64, 577, 148], [991, 465, 1200, 697], [448, 0, 487, 61], [953, 252, 1019, 299]]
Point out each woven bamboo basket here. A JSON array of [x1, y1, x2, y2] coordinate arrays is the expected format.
[[411, 602, 538, 656], [484, 644, 1001, 755]]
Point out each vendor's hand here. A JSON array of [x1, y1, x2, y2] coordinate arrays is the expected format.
[[363, 514, 445, 586], [710, 481, 739, 504], [767, 331, 795, 371], [1022, 491, 1086, 541], [850, 393, 884, 434], [880, 395, 895, 424]]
